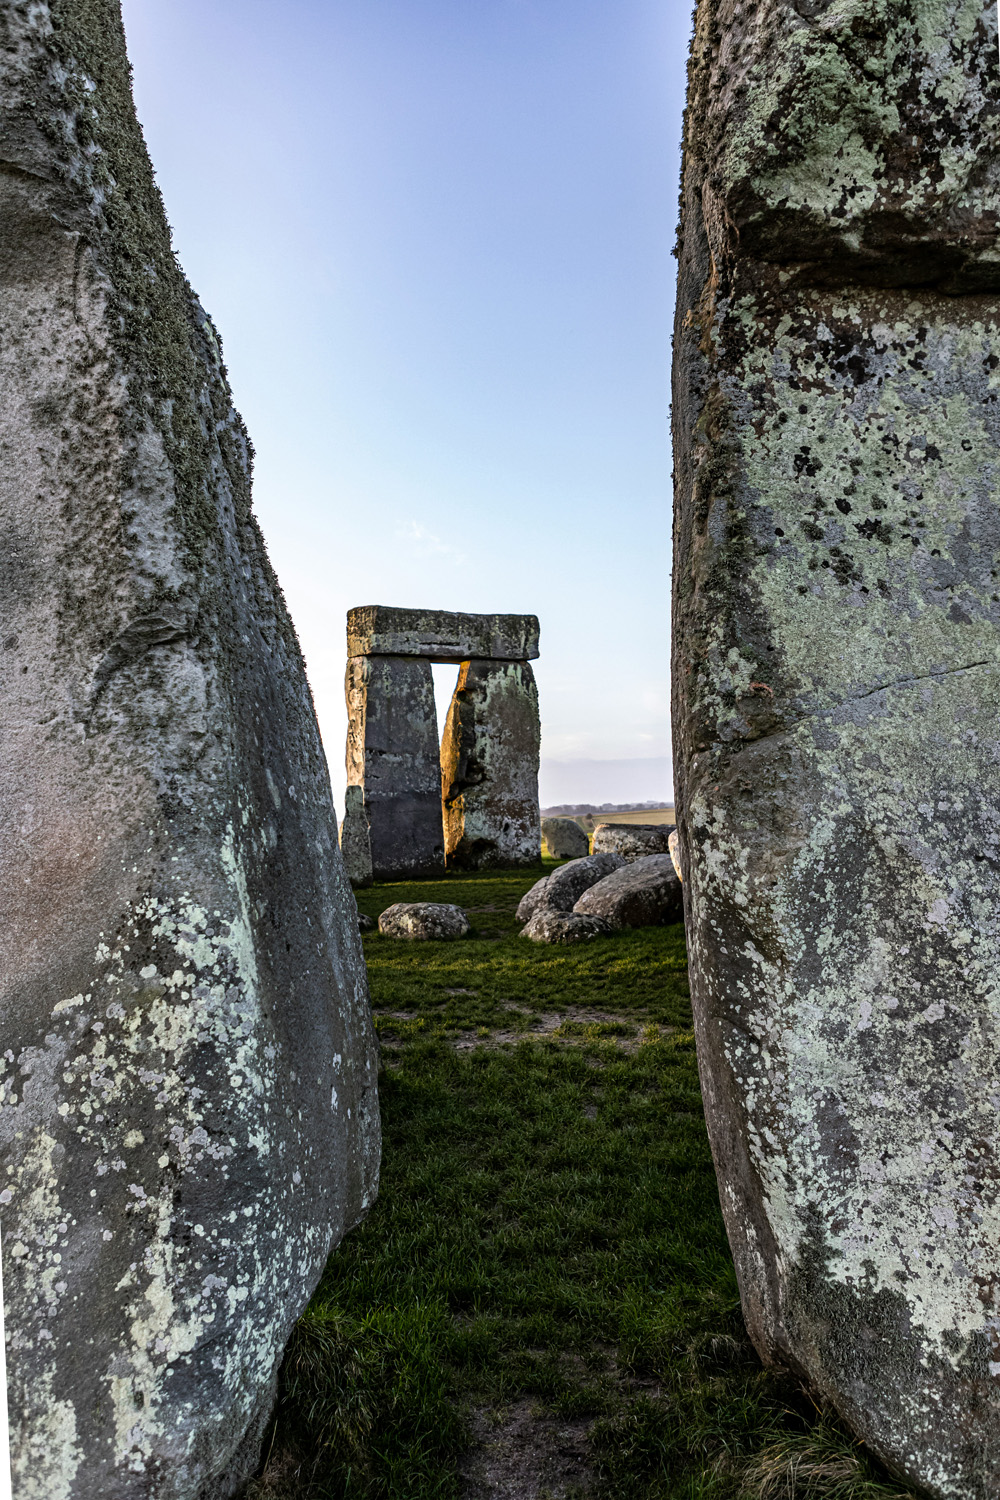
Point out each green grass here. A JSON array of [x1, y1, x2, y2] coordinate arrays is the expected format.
[[250, 865, 917, 1500]]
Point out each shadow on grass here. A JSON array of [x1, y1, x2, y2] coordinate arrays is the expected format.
[[249, 868, 917, 1500]]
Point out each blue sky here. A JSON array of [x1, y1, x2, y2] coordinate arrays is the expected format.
[[119, 0, 691, 811]]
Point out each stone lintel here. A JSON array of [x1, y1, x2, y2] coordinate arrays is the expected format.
[[348, 605, 539, 662]]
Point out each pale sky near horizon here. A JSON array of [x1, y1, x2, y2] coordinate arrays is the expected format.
[[119, 0, 691, 813]]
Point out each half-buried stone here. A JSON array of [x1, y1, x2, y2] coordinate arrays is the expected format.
[[591, 823, 674, 862], [378, 903, 470, 940], [573, 855, 682, 930], [520, 910, 611, 945], [516, 852, 625, 923]]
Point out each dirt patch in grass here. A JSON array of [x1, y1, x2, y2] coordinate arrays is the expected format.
[[460, 1401, 595, 1500]]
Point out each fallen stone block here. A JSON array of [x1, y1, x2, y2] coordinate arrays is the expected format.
[[591, 823, 674, 862], [573, 855, 682, 930], [541, 817, 590, 859], [378, 902, 470, 940], [0, 7, 380, 1495], [515, 853, 625, 923], [519, 910, 612, 945], [358, 913, 376, 933]]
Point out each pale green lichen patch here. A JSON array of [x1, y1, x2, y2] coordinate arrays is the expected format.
[[3, 822, 345, 1488], [703, 0, 1000, 285], [674, 4, 1000, 1490]]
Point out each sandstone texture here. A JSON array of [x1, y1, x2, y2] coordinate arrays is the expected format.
[[0, 5, 380, 1498], [441, 659, 541, 869], [541, 818, 590, 859], [519, 910, 611, 946], [591, 823, 674, 863], [674, 3, 1000, 1495], [573, 856, 682, 931], [515, 853, 625, 924], [345, 653, 444, 879], [377, 903, 470, 941], [668, 829, 682, 883], [348, 605, 539, 663], [340, 784, 373, 888]]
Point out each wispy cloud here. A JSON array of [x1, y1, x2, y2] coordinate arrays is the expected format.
[[397, 520, 469, 567]]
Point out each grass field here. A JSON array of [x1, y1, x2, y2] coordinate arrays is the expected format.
[[562, 808, 676, 836], [251, 864, 916, 1500]]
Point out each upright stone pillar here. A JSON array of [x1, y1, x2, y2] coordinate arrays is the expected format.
[[340, 785, 373, 889], [673, 3, 1000, 1495], [441, 659, 541, 869], [345, 653, 444, 879], [0, 5, 379, 1496]]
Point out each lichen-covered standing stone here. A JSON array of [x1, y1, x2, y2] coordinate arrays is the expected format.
[[345, 653, 444, 879], [674, 3, 1000, 1495], [340, 784, 373, 889], [0, 4, 379, 1496], [441, 659, 541, 869]]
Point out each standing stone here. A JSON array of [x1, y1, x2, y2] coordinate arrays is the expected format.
[[674, 3, 1000, 1495], [0, 6, 379, 1497], [441, 659, 541, 869], [340, 784, 373, 889], [345, 654, 444, 879]]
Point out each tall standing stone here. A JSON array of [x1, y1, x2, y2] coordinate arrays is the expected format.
[[0, 5, 380, 1497], [345, 653, 444, 879], [441, 659, 541, 869], [339, 785, 373, 889], [674, 3, 1000, 1495]]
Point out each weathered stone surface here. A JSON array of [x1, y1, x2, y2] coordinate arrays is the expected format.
[[573, 856, 682, 930], [541, 817, 590, 859], [377, 902, 470, 941], [515, 853, 625, 924], [591, 823, 674, 863], [441, 659, 541, 870], [0, 6, 380, 1497], [519, 910, 612, 945], [340, 784, 373, 888], [674, 4, 1000, 1494], [358, 912, 375, 933], [348, 606, 539, 662], [346, 654, 444, 879], [697, 0, 1000, 293], [668, 829, 682, 883]]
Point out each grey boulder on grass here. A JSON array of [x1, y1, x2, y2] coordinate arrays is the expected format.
[[520, 910, 612, 945], [515, 852, 625, 923], [540, 817, 590, 859], [591, 823, 673, 862], [378, 903, 471, 941], [0, 5, 379, 1498], [573, 855, 682, 930], [674, 1, 1000, 1494]]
